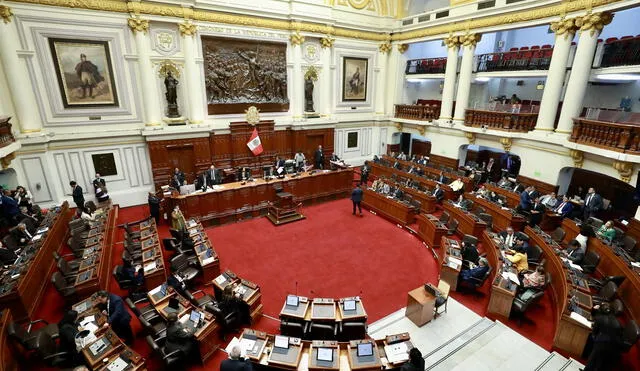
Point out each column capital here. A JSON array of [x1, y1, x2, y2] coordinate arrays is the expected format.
[[575, 11, 613, 37], [500, 137, 512, 151], [320, 35, 335, 49], [569, 149, 584, 168], [465, 131, 476, 144], [179, 21, 197, 37], [443, 35, 460, 49], [0, 5, 13, 24], [290, 31, 305, 46], [613, 160, 633, 183], [397, 43, 409, 54], [127, 17, 149, 35], [550, 18, 579, 39], [379, 41, 392, 54], [459, 32, 481, 47]]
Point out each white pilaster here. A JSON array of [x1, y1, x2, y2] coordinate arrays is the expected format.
[[385, 44, 408, 116], [291, 35, 304, 120], [129, 18, 162, 126], [320, 38, 333, 116], [0, 7, 42, 133], [556, 12, 613, 134], [453, 33, 480, 123], [439, 36, 460, 121], [181, 23, 205, 124], [375, 46, 390, 116], [535, 21, 576, 132]]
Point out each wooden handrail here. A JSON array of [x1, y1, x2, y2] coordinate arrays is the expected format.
[[569, 117, 640, 154], [394, 104, 439, 121], [463, 109, 538, 132]]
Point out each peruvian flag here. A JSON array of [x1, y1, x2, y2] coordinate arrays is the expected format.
[[246, 127, 263, 156]]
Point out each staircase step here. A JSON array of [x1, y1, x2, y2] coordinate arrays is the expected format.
[[424, 318, 496, 369], [559, 358, 585, 371], [535, 352, 570, 371]]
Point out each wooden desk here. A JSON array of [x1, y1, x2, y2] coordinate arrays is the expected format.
[[382, 155, 473, 193], [540, 211, 563, 231], [267, 339, 304, 368], [561, 218, 581, 244], [369, 162, 456, 201], [280, 296, 310, 320], [239, 329, 269, 361], [185, 220, 220, 283], [96, 346, 145, 371], [347, 340, 383, 370], [310, 299, 337, 321], [415, 214, 447, 249], [405, 286, 436, 326], [401, 186, 436, 214], [361, 188, 415, 225], [0, 311, 18, 371], [309, 341, 340, 370], [338, 298, 367, 322], [485, 183, 520, 208], [483, 232, 518, 318], [82, 329, 122, 370], [466, 193, 526, 232], [168, 169, 353, 224], [440, 237, 462, 291], [212, 271, 263, 323], [443, 201, 487, 237]]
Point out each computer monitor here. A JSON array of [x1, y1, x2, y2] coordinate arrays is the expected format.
[[159, 283, 168, 297], [286, 295, 299, 307], [343, 299, 356, 311], [317, 347, 333, 362], [179, 184, 196, 195], [189, 310, 201, 324], [168, 297, 180, 310], [205, 249, 214, 258], [356, 342, 373, 357], [274, 335, 289, 349]]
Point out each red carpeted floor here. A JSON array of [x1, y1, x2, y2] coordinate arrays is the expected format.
[[30, 195, 640, 370]]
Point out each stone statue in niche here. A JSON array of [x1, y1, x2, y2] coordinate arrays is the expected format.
[[164, 71, 180, 117], [202, 37, 289, 112], [304, 76, 314, 112]]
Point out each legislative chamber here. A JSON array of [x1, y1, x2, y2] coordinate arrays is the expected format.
[[1, 0, 640, 370]]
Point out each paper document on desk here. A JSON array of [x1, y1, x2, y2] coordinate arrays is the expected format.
[[570, 312, 593, 328], [631, 262, 640, 268], [106, 357, 128, 371], [82, 322, 99, 334], [214, 275, 226, 285], [31, 234, 42, 242], [213, 185, 225, 190], [384, 343, 409, 363], [240, 338, 256, 353], [202, 256, 215, 266], [502, 272, 520, 285], [225, 337, 247, 358], [80, 315, 95, 325], [143, 261, 157, 272], [447, 257, 462, 270]]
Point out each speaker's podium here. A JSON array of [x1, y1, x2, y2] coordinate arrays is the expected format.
[[266, 188, 306, 226]]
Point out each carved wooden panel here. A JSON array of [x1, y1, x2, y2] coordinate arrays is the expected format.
[[429, 154, 459, 169]]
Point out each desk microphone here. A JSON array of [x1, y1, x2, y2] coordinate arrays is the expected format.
[[295, 281, 298, 296]]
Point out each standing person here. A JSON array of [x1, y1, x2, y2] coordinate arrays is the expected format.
[[171, 205, 186, 231], [401, 348, 425, 371], [583, 187, 603, 221], [294, 150, 306, 172], [584, 304, 622, 371], [14, 186, 33, 212], [221, 345, 253, 371], [92, 173, 109, 203], [529, 196, 545, 226], [1, 191, 21, 224], [148, 192, 162, 223], [360, 161, 370, 185], [0, 242, 17, 265], [94, 291, 133, 345], [205, 165, 218, 187], [351, 183, 363, 216], [314, 145, 324, 170], [70, 181, 85, 211]]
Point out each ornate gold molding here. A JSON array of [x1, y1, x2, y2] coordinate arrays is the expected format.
[[443, 34, 460, 49], [379, 41, 392, 54], [395, 122, 403, 132], [127, 17, 149, 34], [612, 160, 633, 183], [0, 153, 15, 170], [290, 31, 305, 46], [178, 21, 197, 37], [500, 137, 512, 152], [569, 149, 584, 168], [397, 43, 409, 54], [550, 17, 578, 39], [0, 5, 13, 24], [459, 32, 481, 47], [465, 132, 476, 144], [304, 66, 319, 81], [320, 36, 335, 49], [157, 60, 180, 78], [575, 11, 613, 37]]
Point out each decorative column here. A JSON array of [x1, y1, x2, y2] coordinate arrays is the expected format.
[[556, 12, 613, 134], [128, 17, 162, 126], [535, 18, 578, 132], [290, 31, 305, 120], [439, 35, 461, 121], [385, 43, 409, 116], [453, 33, 481, 124], [320, 36, 334, 116], [0, 6, 41, 134], [375, 40, 392, 116], [179, 21, 205, 124]]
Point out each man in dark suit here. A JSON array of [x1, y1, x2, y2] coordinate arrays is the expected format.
[[554, 195, 573, 218], [583, 187, 603, 221], [165, 312, 196, 359], [437, 171, 448, 184], [221, 345, 254, 371], [205, 165, 219, 187], [351, 183, 363, 216], [459, 258, 489, 286], [95, 290, 133, 345], [512, 183, 525, 193], [461, 241, 480, 269], [529, 197, 545, 226], [314, 145, 324, 169], [11, 223, 32, 247], [498, 227, 517, 249], [518, 186, 532, 211], [0, 242, 17, 265], [561, 240, 585, 264], [70, 181, 85, 211], [171, 168, 185, 189], [583, 304, 622, 371], [274, 156, 285, 169], [148, 192, 162, 223], [360, 162, 370, 185], [433, 184, 444, 202]]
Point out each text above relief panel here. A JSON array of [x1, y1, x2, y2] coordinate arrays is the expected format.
[[202, 37, 289, 115]]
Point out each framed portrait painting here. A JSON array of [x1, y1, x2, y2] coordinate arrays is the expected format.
[[48, 38, 119, 108], [342, 57, 368, 102]]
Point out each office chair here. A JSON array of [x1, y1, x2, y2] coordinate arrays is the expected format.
[[439, 212, 450, 224], [588, 275, 625, 291], [478, 213, 493, 230], [163, 238, 179, 251], [112, 265, 136, 291], [592, 281, 618, 305], [339, 321, 367, 341], [208, 303, 241, 339], [621, 321, 640, 353], [434, 280, 451, 319], [309, 322, 338, 340], [139, 315, 167, 341], [184, 289, 216, 309], [125, 297, 160, 323], [7, 319, 59, 351], [458, 266, 492, 293], [146, 335, 187, 367], [2, 234, 19, 252], [511, 290, 544, 325], [586, 217, 604, 230], [280, 319, 308, 339], [56, 259, 79, 283], [169, 254, 199, 283], [33, 331, 73, 367], [579, 250, 601, 274], [52, 251, 82, 271], [462, 234, 478, 246], [622, 235, 637, 254], [550, 227, 566, 244], [51, 272, 77, 303], [611, 299, 625, 316], [473, 206, 486, 217], [527, 245, 543, 267], [446, 219, 458, 235]]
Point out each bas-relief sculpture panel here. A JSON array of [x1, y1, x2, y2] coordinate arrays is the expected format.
[[202, 37, 289, 114]]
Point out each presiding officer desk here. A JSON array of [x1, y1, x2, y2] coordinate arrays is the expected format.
[[238, 328, 413, 370], [0, 202, 71, 322], [167, 169, 353, 223]]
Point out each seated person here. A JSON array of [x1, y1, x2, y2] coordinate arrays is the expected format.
[[330, 152, 340, 162], [171, 168, 185, 189], [401, 348, 424, 371], [505, 245, 529, 273], [437, 171, 448, 184], [433, 184, 444, 202], [453, 194, 472, 210], [449, 177, 464, 192], [596, 220, 616, 242], [12, 223, 33, 247], [498, 227, 517, 249], [0, 242, 17, 265], [122, 259, 144, 286], [393, 161, 400, 169], [221, 345, 254, 371], [58, 310, 85, 366], [522, 266, 546, 289], [461, 241, 480, 269], [165, 312, 197, 359], [540, 192, 558, 209], [459, 258, 489, 286], [497, 176, 512, 189], [393, 188, 404, 199], [553, 195, 573, 218], [474, 185, 488, 198], [560, 239, 585, 264], [80, 204, 97, 221]]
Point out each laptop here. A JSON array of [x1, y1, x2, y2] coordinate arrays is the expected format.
[[316, 347, 333, 367], [286, 295, 299, 308], [356, 342, 374, 361], [272, 335, 289, 354]]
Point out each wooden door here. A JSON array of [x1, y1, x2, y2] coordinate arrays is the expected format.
[[168, 147, 195, 184]]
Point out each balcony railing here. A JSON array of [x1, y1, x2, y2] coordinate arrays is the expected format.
[[570, 112, 640, 154], [0, 116, 15, 149], [601, 36, 640, 68], [464, 104, 539, 132], [406, 57, 447, 74], [476, 46, 553, 72], [395, 104, 440, 121]]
